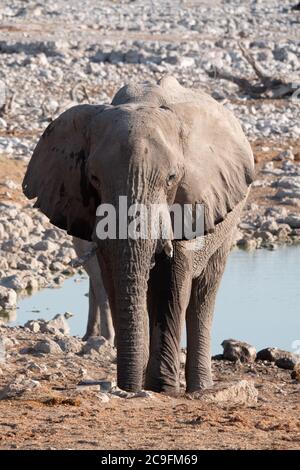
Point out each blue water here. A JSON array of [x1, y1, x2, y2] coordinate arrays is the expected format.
[[6, 246, 300, 355]]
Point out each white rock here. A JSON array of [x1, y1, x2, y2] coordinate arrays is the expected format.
[[0, 286, 17, 311], [56, 336, 82, 353], [178, 56, 195, 68], [33, 339, 62, 354], [24, 320, 40, 333], [190, 380, 258, 406], [0, 376, 41, 399], [276, 149, 294, 161], [27, 362, 48, 373], [82, 336, 116, 360], [280, 214, 300, 229], [33, 240, 58, 252], [4, 179, 19, 190]]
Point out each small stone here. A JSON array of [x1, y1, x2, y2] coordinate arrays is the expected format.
[[33, 240, 58, 252], [0, 376, 40, 400], [236, 238, 257, 250], [257, 347, 299, 370], [64, 311, 74, 319], [24, 320, 40, 333], [43, 98, 59, 115], [49, 261, 65, 272], [275, 149, 294, 161], [222, 339, 257, 363], [4, 179, 19, 190], [276, 224, 292, 240], [98, 392, 110, 403], [91, 50, 107, 63], [109, 386, 153, 399], [260, 220, 279, 234], [0, 339, 5, 363], [33, 339, 62, 354], [99, 380, 115, 392], [180, 349, 186, 366], [56, 336, 82, 353], [188, 380, 258, 406], [281, 215, 300, 229], [39, 314, 70, 335], [2, 337, 18, 349], [179, 56, 195, 68], [1, 273, 31, 291], [0, 286, 17, 311], [0, 117, 7, 129], [275, 356, 299, 370], [261, 161, 274, 172], [291, 364, 300, 381], [82, 336, 116, 360], [254, 230, 275, 243], [27, 362, 48, 373], [76, 383, 101, 392]]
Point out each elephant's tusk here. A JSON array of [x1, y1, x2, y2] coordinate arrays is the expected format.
[[69, 245, 98, 267], [163, 240, 173, 258]]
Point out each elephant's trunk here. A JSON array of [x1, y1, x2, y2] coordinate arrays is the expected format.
[[97, 170, 174, 392], [114, 238, 154, 392]]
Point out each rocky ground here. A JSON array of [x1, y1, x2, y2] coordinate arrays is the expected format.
[[0, 0, 299, 450], [0, 318, 299, 450]]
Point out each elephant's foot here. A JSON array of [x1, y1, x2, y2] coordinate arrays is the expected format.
[[144, 377, 180, 397], [145, 357, 181, 396], [82, 327, 101, 341], [148, 385, 180, 397], [185, 378, 214, 397]]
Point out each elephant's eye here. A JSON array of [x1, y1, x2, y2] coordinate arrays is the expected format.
[[167, 173, 176, 186], [91, 174, 100, 187]]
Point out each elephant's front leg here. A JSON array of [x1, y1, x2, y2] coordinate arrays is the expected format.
[[145, 243, 193, 395], [185, 238, 232, 393]]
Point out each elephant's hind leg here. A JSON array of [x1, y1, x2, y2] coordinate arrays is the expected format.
[[84, 278, 101, 340], [185, 238, 232, 393], [72, 237, 114, 343]]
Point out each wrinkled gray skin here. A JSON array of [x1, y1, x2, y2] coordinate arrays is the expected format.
[[72, 237, 114, 343], [22, 76, 254, 395]]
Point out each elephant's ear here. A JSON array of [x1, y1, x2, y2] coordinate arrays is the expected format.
[[173, 101, 255, 235], [22, 104, 107, 241]]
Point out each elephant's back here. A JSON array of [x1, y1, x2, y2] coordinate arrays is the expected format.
[[111, 75, 214, 109]]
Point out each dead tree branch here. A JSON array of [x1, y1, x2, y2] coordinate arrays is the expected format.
[[207, 43, 297, 99]]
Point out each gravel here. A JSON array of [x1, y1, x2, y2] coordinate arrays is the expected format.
[[0, 0, 298, 161]]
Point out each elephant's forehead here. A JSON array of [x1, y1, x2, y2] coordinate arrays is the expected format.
[[98, 104, 182, 147]]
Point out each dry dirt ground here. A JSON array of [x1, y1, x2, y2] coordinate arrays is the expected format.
[[0, 327, 299, 450]]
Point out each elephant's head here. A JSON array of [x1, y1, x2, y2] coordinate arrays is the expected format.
[[22, 76, 254, 392]]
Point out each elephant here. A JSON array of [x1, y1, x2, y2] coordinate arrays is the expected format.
[[22, 76, 254, 395]]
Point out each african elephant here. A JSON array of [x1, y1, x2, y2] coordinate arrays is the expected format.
[[22, 76, 254, 395]]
